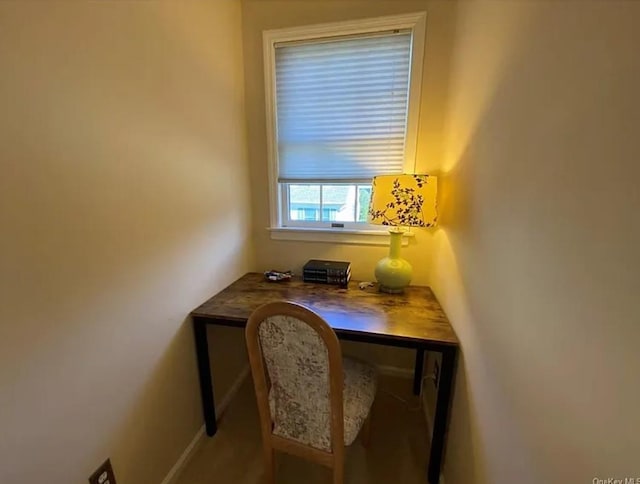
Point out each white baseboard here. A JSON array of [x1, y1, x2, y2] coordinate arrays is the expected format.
[[216, 365, 251, 417], [160, 365, 251, 484], [376, 364, 413, 378], [160, 426, 205, 484]]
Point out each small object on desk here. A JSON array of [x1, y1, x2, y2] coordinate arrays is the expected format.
[[358, 281, 375, 290], [302, 259, 351, 286], [264, 270, 292, 282]]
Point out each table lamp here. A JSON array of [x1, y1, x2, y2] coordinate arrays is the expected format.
[[367, 174, 438, 293]]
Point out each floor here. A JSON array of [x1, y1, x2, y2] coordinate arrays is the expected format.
[[175, 374, 431, 484]]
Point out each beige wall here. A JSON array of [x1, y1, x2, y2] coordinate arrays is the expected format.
[[241, 0, 455, 368], [3, 1, 638, 483], [431, 1, 640, 483], [0, 1, 252, 483]]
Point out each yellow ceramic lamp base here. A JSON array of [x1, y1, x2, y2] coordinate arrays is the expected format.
[[375, 231, 412, 293]]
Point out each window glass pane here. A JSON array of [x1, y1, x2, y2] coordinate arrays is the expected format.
[[321, 185, 356, 222], [357, 185, 372, 222], [289, 185, 320, 221], [285, 183, 377, 226]]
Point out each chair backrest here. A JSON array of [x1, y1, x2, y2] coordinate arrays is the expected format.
[[246, 301, 344, 453]]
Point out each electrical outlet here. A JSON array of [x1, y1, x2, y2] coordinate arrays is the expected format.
[[88, 459, 117, 484], [433, 359, 440, 389]]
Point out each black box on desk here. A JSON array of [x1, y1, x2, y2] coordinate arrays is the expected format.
[[302, 260, 351, 286]]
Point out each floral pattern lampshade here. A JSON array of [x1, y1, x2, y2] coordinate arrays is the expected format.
[[368, 174, 438, 228]]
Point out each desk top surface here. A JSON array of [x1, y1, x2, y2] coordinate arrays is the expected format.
[[191, 272, 458, 346]]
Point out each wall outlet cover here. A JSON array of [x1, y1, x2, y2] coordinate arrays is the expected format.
[[88, 458, 117, 484]]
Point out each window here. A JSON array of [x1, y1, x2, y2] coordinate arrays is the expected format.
[[287, 184, 372, 224], [263, 13, 426, 238]]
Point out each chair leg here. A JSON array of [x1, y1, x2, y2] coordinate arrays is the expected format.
[[331, 440, 346, 484], [263, 444, 275, 484], [361, 414, 372, 448], [332, 456, 344, 484]]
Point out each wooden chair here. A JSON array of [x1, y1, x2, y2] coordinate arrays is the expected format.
[[246, 301, 377, 484]]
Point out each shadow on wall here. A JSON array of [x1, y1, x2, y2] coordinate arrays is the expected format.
[[0, 3, 252, 483], [439, 351, 487, 484], [432, 4, 548, 484], [108, 317, 202, 483], [436, 1, 640, 482], [109, 318, 248, 484]]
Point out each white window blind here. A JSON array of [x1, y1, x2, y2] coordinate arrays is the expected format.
[[275, 31, 412, 183]]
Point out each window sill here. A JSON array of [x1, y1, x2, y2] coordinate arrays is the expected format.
[[267, 227, 413, 246]]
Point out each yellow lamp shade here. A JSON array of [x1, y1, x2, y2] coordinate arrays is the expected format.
[[368, 174, 438, 228]]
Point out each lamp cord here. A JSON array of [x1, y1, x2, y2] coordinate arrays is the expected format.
[[379, 374, 436, 412]]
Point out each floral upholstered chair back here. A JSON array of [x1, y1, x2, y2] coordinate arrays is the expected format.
[[246, 302, 344, 453]]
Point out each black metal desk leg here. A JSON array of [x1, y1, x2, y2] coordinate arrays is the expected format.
[[193, 318, 217, 436], [413, 348, 425, 395], [428, 346, 457, 484]]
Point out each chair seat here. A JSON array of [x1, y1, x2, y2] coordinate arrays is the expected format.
[[269, 356, 377, 449]]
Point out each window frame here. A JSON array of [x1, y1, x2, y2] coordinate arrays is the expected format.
[[263, 12, 427, 243]]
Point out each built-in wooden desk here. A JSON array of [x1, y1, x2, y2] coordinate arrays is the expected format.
[[191, 272, 459, 484]]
